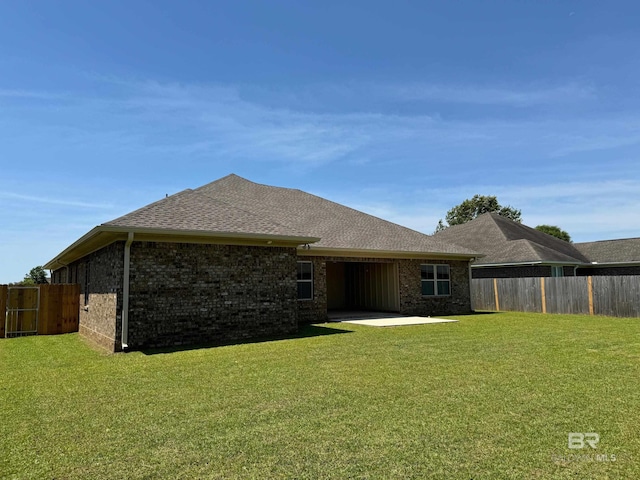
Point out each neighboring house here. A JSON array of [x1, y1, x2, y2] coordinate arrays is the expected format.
[[574, 238, 640, 276], [46, 174, 478, 352], [433, 212, 640, 278], [433, 213, 589, 278]]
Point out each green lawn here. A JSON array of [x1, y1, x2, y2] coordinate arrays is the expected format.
[[1, 312, 639, 479]]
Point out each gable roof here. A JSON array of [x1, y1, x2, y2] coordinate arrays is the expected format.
[[45, 174, 477, 269], [433, 212, 590, 265], [575, 238, 640, 264]]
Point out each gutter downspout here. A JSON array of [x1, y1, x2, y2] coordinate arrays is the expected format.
[[121, 232, 134, 350], [469, 258, 475, 312]]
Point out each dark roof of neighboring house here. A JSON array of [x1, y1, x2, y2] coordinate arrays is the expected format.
[[575, 238, 640, 264], [433, 212, 590, 265], [46, 174, 477, 269]]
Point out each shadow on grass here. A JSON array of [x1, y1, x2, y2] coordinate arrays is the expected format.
[[459, 310, 504, 315], [139, 324, 352, 355]]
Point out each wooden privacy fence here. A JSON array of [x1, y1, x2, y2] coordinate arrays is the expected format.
[[1, 284, 80, 338], [472, 276, 640, 318]]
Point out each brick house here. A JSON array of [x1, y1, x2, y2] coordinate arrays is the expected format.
[[433, 212, 640, 278], [46, 174, 478, 352]]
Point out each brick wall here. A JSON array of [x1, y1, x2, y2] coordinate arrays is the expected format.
[[399, 259, 472, 316], [472, 265, 553, 278], [127, 242, 298, 349], [53, 242, 124, 351], [472, 264, 640, 278], [577, 265, 640, 276]]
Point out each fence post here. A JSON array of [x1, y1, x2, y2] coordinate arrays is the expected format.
[[0, 285, 6, 338], [587, 276, 594, 315], [493, 278, 500, 311], [540, 277, 547, 314]]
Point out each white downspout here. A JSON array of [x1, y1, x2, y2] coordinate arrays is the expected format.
[[121, 232, 134, 350]]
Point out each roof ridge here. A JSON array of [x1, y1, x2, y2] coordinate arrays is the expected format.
[[509, 238, 541, 259], [484, 213, 511, 241], [526, 240, 586, 263], [195, 173, 305, 195], [103, 188, 194, 225]]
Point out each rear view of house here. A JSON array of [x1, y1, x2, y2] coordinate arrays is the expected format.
[[46, 174, 477, 351]]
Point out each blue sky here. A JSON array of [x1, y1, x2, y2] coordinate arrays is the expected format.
[[1, 0, 640, 282]]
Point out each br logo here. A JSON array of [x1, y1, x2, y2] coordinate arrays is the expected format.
[[568, 432, 600, 449]]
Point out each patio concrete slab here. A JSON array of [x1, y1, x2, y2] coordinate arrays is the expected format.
[[337, 315, 458, 327]]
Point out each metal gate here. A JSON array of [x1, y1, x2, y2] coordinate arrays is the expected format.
[[5, 286, 39, 338]]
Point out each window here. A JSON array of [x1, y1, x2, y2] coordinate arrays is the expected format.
[[297, 261, 313, 300], [551, 266, 564, 277], [421, 264, 451, 296]]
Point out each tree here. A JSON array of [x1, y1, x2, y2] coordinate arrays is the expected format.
[[434, 219, 447, 233], [535, 225, 571, 242], [435, 194, 522, 232], [23, 266, 48, 285]]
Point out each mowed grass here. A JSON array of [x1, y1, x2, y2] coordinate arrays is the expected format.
[[1, 312, 639, 479]]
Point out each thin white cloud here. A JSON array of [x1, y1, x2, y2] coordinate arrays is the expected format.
[[0, 192, 113, 209], [375, 81, 596, 106], [2, 79, 637, 170], [483, 180, 640, 201], [118, 80, 640, 163], [549, 134, 640, 157], [0, 89, 67, 100]]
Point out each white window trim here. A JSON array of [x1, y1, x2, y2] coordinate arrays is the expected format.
[[551, 266, 564, 277], [297, 261, 313, 301], [421, 264, 451, 297]]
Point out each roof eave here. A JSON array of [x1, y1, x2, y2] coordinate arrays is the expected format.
[[45, 225, 321, 270], [44, 226, 107, 270], [473, 260, 585, 268], [297, 246, 481, 260], [98, 224, 320, 244], [581, 261, 640, 267]]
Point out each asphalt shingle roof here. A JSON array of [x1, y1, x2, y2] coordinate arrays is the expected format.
[[105, 188, 311, 238], [575, 238, 640, 263], [105, 174, 476, 255], [433, 212, 590, 265]]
